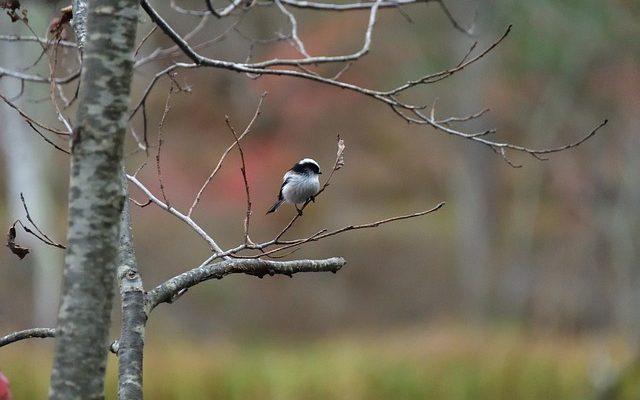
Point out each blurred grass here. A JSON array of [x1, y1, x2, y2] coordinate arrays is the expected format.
[[1, 325, 638, 400]]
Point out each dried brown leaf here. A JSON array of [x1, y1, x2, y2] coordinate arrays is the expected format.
[[7, 224, 29, 260], [49, 5, 72, 38], [0, 0, 20, 11], [335, 135, 345, 170]]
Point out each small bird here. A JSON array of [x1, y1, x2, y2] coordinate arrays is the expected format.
[[267, 158, 322, 215]]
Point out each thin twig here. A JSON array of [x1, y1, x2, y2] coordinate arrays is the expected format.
[[250, 202, 445, 258], [274, 0, 310, 58], [0, 34, 76, 48], [134, 25, 158, 56], [188, 93, 267, 217], [156, 81, 177, 207], [224, 115, 254, 245], [18, 193, 66, 249], [127, 174, 228, 256], [0, 93, 69, 136]]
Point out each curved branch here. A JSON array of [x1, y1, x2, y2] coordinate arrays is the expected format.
[[145, 257, 346, 313], [142, 0, 382, 68], [0, 328, 56, 347], [127, 174, 228, 256]]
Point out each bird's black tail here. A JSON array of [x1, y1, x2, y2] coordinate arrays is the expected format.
[[266, 199, 284, 214]]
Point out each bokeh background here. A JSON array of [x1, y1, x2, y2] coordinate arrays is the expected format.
[[1, 0, 639, 398]]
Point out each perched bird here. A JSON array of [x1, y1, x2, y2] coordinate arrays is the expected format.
[[267, 158, 322, 215]]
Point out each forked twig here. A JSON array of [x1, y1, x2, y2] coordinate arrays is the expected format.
[[188, 92, 267, 217], [252, 202, 445, 258]]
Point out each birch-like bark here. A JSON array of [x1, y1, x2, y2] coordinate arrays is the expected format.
[[48, 1, 140, 399], [116, 170, 145, 400], [71, 0, 88, 50]]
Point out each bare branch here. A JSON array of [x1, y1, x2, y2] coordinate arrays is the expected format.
[[141, 0, 382, 68], [383, 25, 511, 96], [522, 119, 609, 155], [252, 201, 445, 258], [436, 107, 490, 125], [0, 328, 56, 347], [278, 0, 423, 11], [129, 63, 198, 120], [145, 257, 346, 313], [224, 115, 254, 245], [170, 0, 249, 16], [0, 34, 77, 48], [134, 25, 158, 56], [127, 174, 228, 256], [155, 81, 178, 207], [0, 93, 70, 136], [17, 118, 71, 154], [204, 0, 221, 17], [115, 180, 145, 399], [18, 193, 66, 249], [274, 0, 310, 58], [434, 0, 475, 36], [0, 66, 80, 84], [134, 14, 211, 68], [46, 39, 75, 134], [188, 93, 266, 217]]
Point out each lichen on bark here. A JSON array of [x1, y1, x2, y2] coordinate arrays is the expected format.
[[48, 1, 140, 399]]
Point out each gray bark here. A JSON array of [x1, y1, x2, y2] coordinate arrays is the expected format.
[[146, 257, 347, 314], [71, 0, 89, 50], [48, 1, 140, 399], [116, 171, 145, 400]]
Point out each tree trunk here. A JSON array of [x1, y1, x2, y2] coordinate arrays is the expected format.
[[48, 1, 139, 399], [116, 170, 145, 400]]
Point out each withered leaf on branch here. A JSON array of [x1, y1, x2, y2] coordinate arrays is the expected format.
[[335, 135, 345, 170], [7, 224, 30, 260], [49, 6, 72, 38], [0, 0, 20, 10], [1, 0, 27, 23]]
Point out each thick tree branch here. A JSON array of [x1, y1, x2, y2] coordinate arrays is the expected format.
[[0, 328, 56, 347], [116, 169, 145, 400], [145, 257, 346, 313]]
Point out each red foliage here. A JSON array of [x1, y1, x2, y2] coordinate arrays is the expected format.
[[0, 372, 12, 400]]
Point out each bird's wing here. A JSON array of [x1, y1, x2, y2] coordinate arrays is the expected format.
[[277, 177, 291, 200]]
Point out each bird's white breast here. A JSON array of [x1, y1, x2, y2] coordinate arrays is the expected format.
[[282, 173, 320, 204]]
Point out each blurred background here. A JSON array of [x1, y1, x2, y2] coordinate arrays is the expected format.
[[1, 0, 639, 398]]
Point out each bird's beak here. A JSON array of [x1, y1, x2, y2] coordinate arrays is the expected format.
[[318, 171, 323, 174]]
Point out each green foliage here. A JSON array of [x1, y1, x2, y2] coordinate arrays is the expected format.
[[3, 328, 636, 400]]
